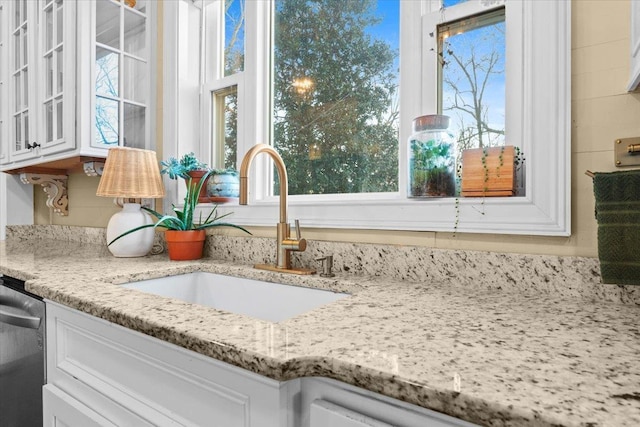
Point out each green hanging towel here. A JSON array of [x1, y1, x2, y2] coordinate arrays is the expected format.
[[593, 170, 640, 285]]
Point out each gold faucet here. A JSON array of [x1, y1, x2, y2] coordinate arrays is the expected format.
[[239, 144, 315, 275]]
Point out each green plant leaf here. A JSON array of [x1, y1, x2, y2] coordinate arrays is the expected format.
[[107, 223, 157, 246], [194, 222, 252, 235], [110, 165, 249, 249]]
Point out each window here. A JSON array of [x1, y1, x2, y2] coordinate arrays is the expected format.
[[213, 87, 238, 169], [438, 8, 506, 152], [165, 0, 570, 235], [273, 1, 400, 195]]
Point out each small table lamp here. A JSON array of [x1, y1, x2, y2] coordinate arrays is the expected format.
[[96, 147, 166, 257]]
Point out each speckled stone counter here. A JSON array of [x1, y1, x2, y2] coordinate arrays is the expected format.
[[1, 227, 640, 426]]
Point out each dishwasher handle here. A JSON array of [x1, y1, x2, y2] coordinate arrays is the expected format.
[[0, 306, 42, 329]]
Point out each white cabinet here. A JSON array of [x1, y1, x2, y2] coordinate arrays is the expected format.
[[45, 301, 291, 427], [1, 0, 76, 165], [46, 301, 477, 427], [630, 0, 640, 91], [43, 385, 119, 427], [310, 400, 394, 427], [4, 0, 39, 164], [300, 378, 478, 427], [79, 0, 153, 152], [0, 0, 155, 173]]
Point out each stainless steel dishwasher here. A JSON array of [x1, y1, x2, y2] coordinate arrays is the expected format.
[[0, 275, 45, 427]]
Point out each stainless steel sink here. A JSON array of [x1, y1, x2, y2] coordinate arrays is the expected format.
[[121, 272, 348, 322]]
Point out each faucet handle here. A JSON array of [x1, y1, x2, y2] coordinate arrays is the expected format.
[[294, 219, 302, 240], [282, 219, 307, 252], [316, 255, 335, 278]]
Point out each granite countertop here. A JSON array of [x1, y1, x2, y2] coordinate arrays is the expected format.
[[1, 237, 639, 427]]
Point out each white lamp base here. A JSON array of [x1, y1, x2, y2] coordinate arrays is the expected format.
[[106, 203, 155, 257]]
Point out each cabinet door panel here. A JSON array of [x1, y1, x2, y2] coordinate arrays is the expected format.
[[92, 0, 149, 150], [310, 400, 393, 427], [7, 0, 37, 162], [43, 384, 118, 427], [301, 378, 478, 427], [38, 0, 75, 155], [47, 302, 286, 427]]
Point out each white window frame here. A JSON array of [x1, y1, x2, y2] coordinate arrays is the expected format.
[[164, 0, 570, 236], [0, 0, 7, 165], [0, 1, 5, 238]]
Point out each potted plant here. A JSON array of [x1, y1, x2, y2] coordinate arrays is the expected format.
[[109, 170, 251, 260], [161, 152, 211, 203], [207, 168, 240, 202]]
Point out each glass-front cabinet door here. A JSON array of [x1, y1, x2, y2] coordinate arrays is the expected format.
[[93, 0, 149, 150], [38, 0, 76, 155], [1, 0, 75, 164], [7, 0, 37, 162]]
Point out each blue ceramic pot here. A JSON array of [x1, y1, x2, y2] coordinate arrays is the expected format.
[[207, 172, 240, 198]]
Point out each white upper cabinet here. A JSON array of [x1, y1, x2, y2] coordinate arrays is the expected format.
[[86, 0, 151, 151], [629, 0, 640, 91], [5, 0, 40, 164], [1, 0, 75, 165], [0, 0, 155, 173], [38, 0, 76, 156]]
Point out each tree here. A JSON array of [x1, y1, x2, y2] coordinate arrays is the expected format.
[[95, 52, 119, 145], [273, 0, 399, 195], [440, 18, 505, 151]]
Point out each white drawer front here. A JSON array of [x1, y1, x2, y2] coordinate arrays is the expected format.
[[310, 399, 393, 427], [43, 384, 118, 427]]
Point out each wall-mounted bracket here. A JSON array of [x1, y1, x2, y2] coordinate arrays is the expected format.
[[20, 173, 69, 216], [83, 161, 105, 176], [615, 137, 640, 167]]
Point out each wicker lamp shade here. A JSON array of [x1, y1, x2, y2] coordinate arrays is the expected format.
[[96, 147, 165, 198]]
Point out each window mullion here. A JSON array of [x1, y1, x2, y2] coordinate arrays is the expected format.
[[240, 0, 272, 203]]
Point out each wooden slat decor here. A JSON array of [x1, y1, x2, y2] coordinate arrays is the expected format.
[[461, 146, 516, 197]]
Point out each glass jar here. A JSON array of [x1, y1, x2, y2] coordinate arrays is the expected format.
[[407, 114, 456, 198]]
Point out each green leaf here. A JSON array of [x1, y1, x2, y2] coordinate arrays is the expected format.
[[111, 167, 249, 246]]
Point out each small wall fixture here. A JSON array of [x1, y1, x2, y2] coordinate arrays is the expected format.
[[614, 137, 640, 167]]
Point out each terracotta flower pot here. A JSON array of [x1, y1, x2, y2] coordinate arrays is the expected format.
[[165, 230, 206, 261]]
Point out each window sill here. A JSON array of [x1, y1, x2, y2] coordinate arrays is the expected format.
[[208, 192, 569, 236]]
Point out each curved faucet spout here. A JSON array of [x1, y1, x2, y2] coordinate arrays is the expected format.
[[238, 144, 313, 273], [239, 144, 288, 225]]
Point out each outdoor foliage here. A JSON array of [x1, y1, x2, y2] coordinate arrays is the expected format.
[[273, 0, 399, 195]]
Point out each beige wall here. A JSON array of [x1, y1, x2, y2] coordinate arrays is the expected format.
[[34, 0, 640, 258]]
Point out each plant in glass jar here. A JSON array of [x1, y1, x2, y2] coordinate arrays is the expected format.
[[408, 115, 456, 197]]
